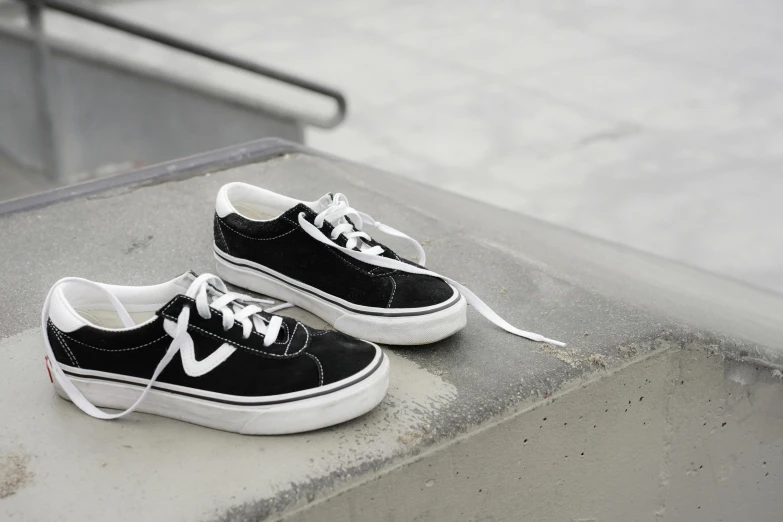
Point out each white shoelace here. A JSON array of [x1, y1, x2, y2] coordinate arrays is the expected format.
[[41, 273, 284, 420], [315, 193, 427, 265], [306, 195, 566, 347]]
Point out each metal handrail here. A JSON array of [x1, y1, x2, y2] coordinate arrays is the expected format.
[[19, 0, 347, 129]]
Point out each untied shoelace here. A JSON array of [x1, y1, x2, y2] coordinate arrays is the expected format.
[[302, 194, 566, 347]]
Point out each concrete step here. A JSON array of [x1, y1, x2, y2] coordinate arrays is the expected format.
[[1, 139, 781, 521]]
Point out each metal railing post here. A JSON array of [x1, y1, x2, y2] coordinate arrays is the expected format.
[[25, 0, 62, 181]]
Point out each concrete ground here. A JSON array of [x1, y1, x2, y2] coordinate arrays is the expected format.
[[1, 146, 781, 521], [6, 0, 783, 295], [0, 143, 783, 522]]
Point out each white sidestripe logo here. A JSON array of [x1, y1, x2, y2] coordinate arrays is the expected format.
[[164, 320, 236, 377]]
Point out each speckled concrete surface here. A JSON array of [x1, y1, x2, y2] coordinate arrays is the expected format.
[[1, 152, 781, 521], [281, 345, 783, 522]]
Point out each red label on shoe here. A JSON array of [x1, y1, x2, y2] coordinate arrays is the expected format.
[[45, 356, 53, 383]]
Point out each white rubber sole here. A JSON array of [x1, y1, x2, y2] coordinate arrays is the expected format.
[[52, 350, 389, 435], [214, 247, 467, 345]]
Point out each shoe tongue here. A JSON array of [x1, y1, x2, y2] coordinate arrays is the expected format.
[[309, 192, 334, 213]]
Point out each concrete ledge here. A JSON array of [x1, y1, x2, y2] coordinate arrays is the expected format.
[[284, 345, 783, 522], [1, 143, 781, 520], [0, 137, 301, 217]]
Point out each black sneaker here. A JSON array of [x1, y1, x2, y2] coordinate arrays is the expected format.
[[41, 272, 389, 434], [213, 182, 564, 346]]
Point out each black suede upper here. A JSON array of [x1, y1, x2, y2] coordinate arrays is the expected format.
[[215, 204, 454, 309], [47, 294, 377, 397]]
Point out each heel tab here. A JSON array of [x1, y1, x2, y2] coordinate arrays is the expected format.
[[47, 282, 88, 333], [216, 183, 242, 218]]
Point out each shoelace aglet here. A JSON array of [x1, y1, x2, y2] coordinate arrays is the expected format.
[[524, 331, 566, 347]]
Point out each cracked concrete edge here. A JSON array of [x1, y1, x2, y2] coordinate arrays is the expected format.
[[206, 327, 776, 522], [275, 342, 783, 522], [274, 347, 676, 522], [652, 343, 783, 520]]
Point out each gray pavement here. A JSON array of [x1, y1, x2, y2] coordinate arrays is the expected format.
[[9, 0, 783, 294], [1, 149, 781, 520]]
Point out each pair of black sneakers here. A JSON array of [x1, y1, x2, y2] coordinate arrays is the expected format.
[[42, 183, 563, 434]]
